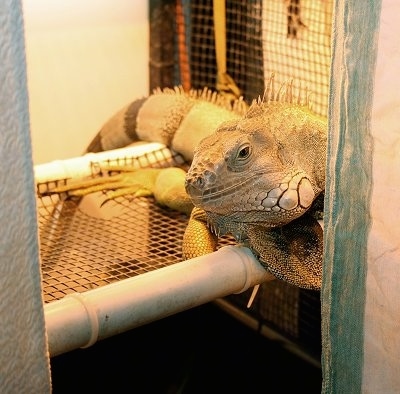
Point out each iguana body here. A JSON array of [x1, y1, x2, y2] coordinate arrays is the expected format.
[[185, 97, 326, 289], [86, 86, 247, 161], [45, 79, 327, 291]]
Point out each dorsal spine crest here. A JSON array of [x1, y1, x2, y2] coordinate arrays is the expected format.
[[152, 85, 248, 116], [258, 74, 314, 110]]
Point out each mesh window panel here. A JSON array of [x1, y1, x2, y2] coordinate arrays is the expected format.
[[172, 0, 332, 114], [261, 0, 332, 116], [39, 194, 188, 304], [175, 0, 265, 102]]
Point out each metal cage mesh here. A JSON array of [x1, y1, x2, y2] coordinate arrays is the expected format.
[[37, 147, 208, 302], [37, 147, 235, 303], [152, 0, 332, 113], [38, 194, 188, 303]]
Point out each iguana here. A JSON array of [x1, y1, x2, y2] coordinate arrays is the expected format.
[[43, 77, 326, 291], [184, 91, 326, 290]]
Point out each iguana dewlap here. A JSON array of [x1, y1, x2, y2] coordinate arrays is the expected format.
[[185, 99, 326, 290]]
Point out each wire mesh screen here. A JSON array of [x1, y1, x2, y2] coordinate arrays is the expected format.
[[151, 0, 332, 115], [223, 282, 322, 361], [261, 1, 332, 116], [37, 147, 237, 304], [37, 147, 186, 303], [38, 194, 188, 304], [186, 1, 265, 102]]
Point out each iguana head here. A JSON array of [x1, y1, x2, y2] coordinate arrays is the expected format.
[[185, 99, 326, 237]]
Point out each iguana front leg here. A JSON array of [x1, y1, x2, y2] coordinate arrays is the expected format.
[[184, 205, 323, 291], [246, 214, 323, 290]]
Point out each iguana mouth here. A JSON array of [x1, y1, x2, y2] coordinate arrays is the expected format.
[[185, 171, 271, 205], [186, 170, 315, 215]]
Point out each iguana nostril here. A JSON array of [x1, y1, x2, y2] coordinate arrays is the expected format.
[[195, 176, 205, 188], [185, 174, 205, 193], [186, 168, 217, 192]]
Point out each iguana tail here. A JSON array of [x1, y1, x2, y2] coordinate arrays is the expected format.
[[84, 87, 247, 161], [86, 97, 147, 153]]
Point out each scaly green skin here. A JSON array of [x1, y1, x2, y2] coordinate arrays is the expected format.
[[185, 99, 326, 290], [43, 80, 327, 290]]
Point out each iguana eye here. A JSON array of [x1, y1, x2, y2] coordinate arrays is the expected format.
[[237, 144, 251, 161], [227, 142, 252, 171]]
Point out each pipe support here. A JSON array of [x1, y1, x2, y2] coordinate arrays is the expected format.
[[45, 245, 274, 357]]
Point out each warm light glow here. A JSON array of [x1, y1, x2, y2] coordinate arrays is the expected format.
[[22, 0, 149, 164]]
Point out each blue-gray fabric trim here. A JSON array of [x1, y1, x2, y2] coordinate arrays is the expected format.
[[321, 1, 381, 393]]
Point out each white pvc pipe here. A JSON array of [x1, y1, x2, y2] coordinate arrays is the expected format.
[[34, 142, 172, 184], [44, 245, 274, 357]]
